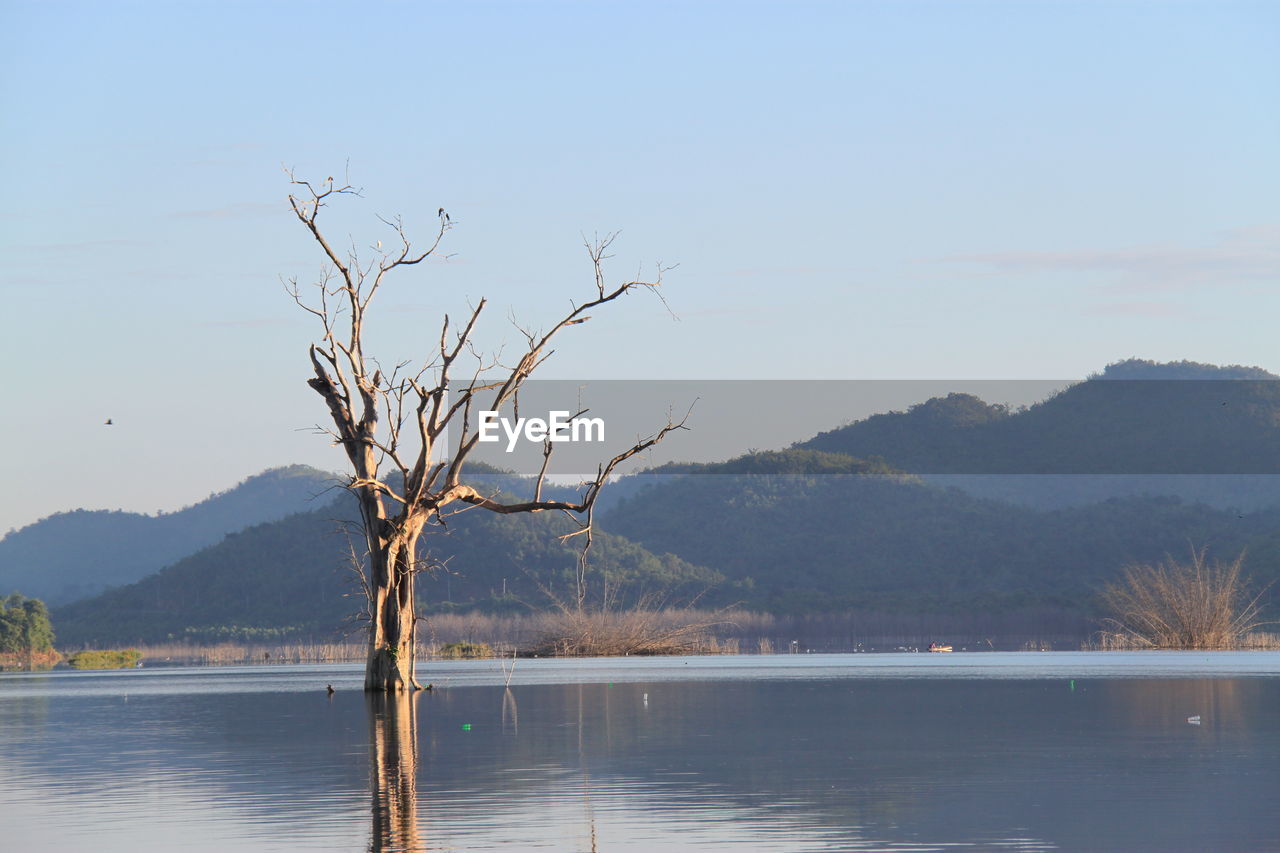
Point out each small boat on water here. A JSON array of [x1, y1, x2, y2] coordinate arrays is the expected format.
[[927, 642, 953, 653]]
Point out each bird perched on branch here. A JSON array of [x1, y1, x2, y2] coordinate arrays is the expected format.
[[438, 207, 450, 224]]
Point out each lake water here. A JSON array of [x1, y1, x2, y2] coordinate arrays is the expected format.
[[2, 653, 1278, 852]]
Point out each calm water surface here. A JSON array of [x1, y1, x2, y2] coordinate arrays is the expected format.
[[2, 652, 1278, 852]]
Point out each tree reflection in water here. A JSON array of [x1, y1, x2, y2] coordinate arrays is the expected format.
[[502, 687, 518, 734], [368, 691, 424, 853]]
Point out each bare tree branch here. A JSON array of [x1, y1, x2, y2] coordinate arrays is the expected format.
[[288, 171, 680, 691]]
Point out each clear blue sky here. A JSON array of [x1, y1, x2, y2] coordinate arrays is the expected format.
[[1, 0, 1277, 531]]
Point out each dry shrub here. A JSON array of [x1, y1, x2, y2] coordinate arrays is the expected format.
[[523, 605, 731, 657], [1099, 548, 1272, 650]]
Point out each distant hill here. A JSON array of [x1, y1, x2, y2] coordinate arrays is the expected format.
[[802, 359, 1280, 474], [1094, 358, 1277, 380], [0, 466, 339, 605], [53, 496, 720, 646], [797, 359, 1280, 508]]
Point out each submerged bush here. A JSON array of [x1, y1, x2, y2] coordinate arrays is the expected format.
[[1099, 548, 1272, 650], [67, 649, 142, 669], [437, 641, 494, 659]]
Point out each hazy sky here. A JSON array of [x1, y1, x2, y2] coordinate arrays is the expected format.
[[1, 0, 1277, 532]]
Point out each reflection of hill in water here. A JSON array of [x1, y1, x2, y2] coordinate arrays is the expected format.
[[2, 675, 1279, 850]]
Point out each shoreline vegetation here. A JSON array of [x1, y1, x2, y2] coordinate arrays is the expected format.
[[29, 607, 1278, 669], [12, 627, 1280, 666], [0, 649, 62, 670], [0, 593, 57, 670], [47, 631, 1280, 669]]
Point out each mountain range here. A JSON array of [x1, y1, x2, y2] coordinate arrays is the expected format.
[[4, 359, 1278, 645]]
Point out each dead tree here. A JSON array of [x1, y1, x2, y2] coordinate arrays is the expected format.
[[286, 173, 683, 692]]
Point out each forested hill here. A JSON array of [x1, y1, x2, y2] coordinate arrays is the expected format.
[[0, 466, 339, 605], [53, 499, 720, 646], [602, 448, 1280, 615], [796, 359, 1280, 508]]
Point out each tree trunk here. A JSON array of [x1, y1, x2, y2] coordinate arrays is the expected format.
[[364, 531, 422, 692]]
